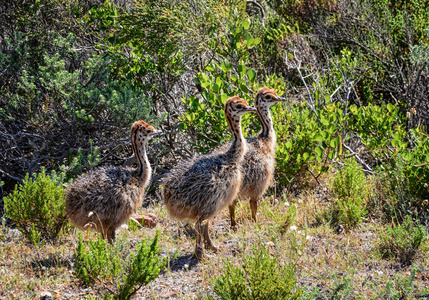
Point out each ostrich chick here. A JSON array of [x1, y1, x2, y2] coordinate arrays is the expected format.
[[163, 96, 256, 260], [215, 87, 284, 228], [65, 120, 161, 242]]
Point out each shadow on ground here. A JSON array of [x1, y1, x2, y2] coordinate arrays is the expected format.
[[167, 253, 198, 272]]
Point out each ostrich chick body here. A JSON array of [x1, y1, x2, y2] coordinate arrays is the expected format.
[[65, 120, 160, 242], [163, 96, 256, 260]]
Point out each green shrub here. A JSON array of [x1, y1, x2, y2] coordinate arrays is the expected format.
[[180, 12, 262, 154], [371, 267, 418, 300], [3, 168, 67, 245], [330, 273, 353, 300], [74, 233, 115, 286], [378, 216, 426, 264], [400, 128, 429, 201], [74, 231, 165, 299], [371, 152, 429, 224], [348, 103, 407, 155], [330, 158, 371, 231], [209, 243, 302, 300], [275, 101, 321, 187], [273, 53, 352, 188]]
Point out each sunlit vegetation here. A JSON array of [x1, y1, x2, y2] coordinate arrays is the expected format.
[[1, 0, 428, 298]]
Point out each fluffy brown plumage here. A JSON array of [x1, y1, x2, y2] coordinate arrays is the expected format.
[[163, 96, 256, 260], [65, 120, 161, 242], [215, 87, 284, 228]]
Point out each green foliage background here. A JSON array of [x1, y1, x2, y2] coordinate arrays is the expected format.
[[0, 0, 429, 298], [1, 0, 428, 223]]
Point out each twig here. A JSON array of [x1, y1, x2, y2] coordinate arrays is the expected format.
[[306, 167, 321, 186], [343, 144, 373, 174], [0, 168, 23, 183], [288, 50, 321, 123]]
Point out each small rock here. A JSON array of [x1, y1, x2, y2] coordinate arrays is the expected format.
[[133, 213, 158, 228]]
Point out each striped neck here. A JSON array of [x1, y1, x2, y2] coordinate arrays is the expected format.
[[256, 105, 274, 138], [225, 113, 246, 162], [256, 99, 277, 151], [132, 132, 152, 185]]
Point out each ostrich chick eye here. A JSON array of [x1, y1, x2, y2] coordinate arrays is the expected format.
[[265, 95, 272, 100], [236, 104, 243, 109]]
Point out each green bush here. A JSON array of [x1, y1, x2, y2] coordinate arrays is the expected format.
[[330, 158, 371, 231], [274, 51, 353, 188], [371, 267, 418, 300], [400, 128, 429, 201], [370, 161, 409, 224], [371, 151, 429, 224], [74, 231, 166, 299], [3, 168, 67, 245], [378, 216, 426, 264], [209, 243, 302, 300], [275, 101, 321, 187], [348, 103, 407, 155], [180, 12, 262, 153]]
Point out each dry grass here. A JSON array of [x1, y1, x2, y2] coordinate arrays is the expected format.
[[1, 181, 429, 299]]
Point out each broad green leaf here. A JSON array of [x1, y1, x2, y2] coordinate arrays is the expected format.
[[240, 84, 249, 93], [221, 60, 232, 73], [329, 137, 339, 148], [322, 130, 329, 139], [238, 65, 246, 78], [242, 19, 250, 30], [252, 38, 261, 46], [247, 69, 256, 83], [315, 146, 323, 157], [212, 83, 220, 93], [314, 134, 324, 141]]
